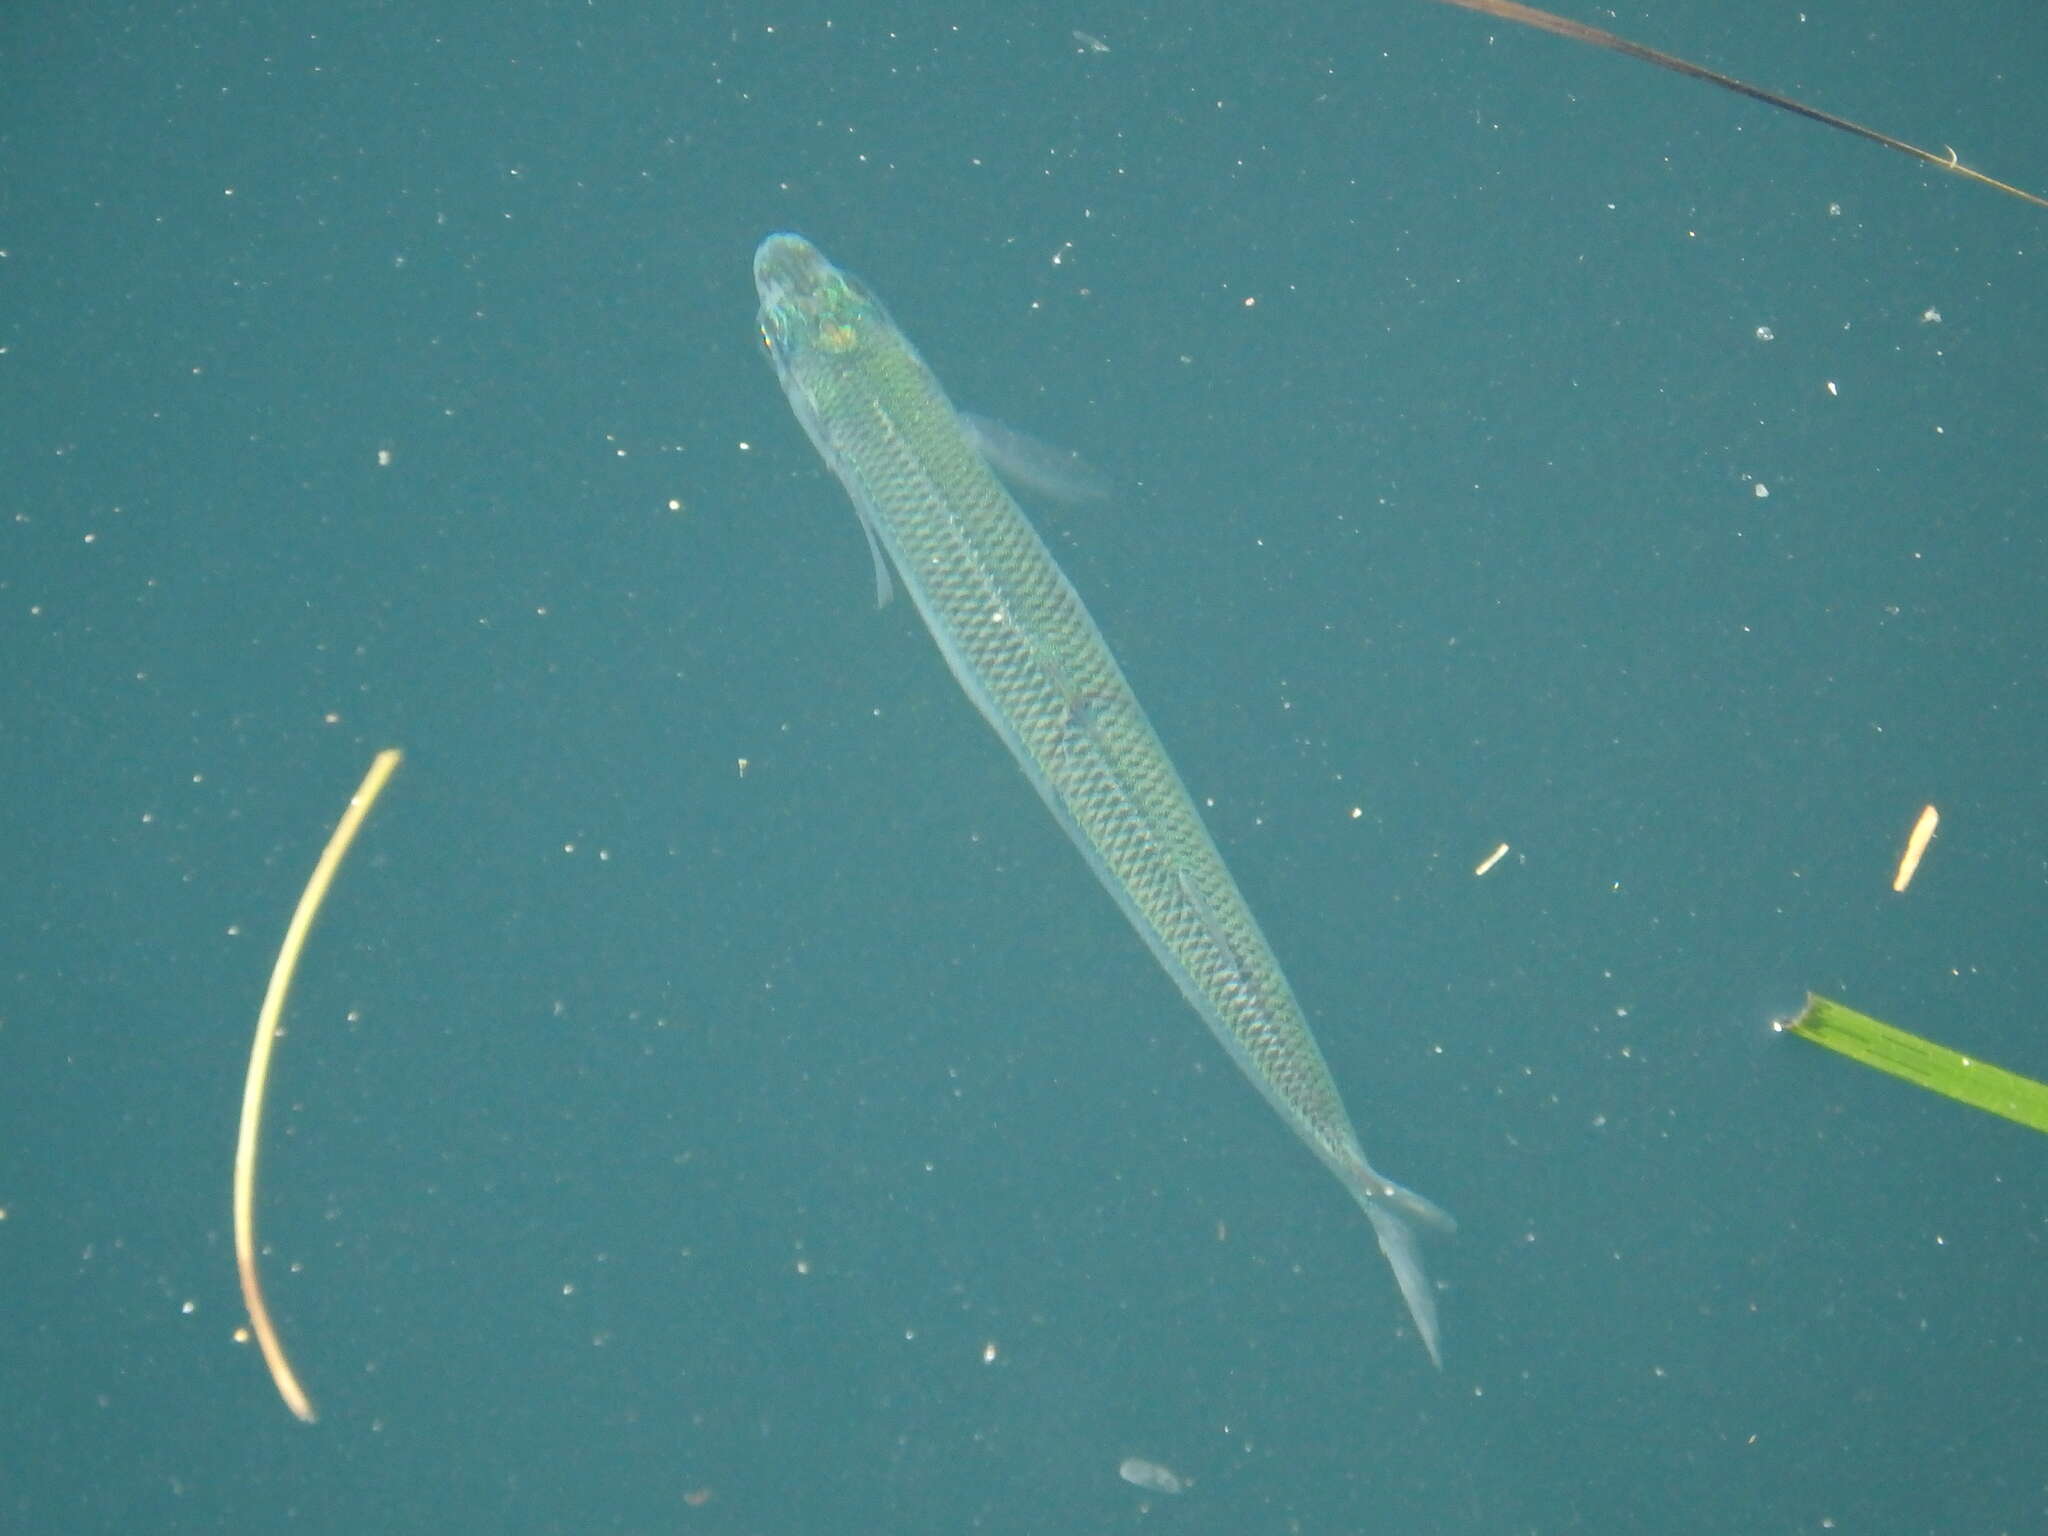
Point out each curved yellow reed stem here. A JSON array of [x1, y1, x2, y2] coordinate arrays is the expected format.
[[234, 748, 402, 1423]]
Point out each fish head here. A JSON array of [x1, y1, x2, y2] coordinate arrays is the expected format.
[[755, 233, 887, 375]]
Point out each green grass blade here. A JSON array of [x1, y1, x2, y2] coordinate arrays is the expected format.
[[1781, 993, 2048, 1134]]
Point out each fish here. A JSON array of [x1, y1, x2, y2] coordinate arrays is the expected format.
[[752, 233, 1453, 1364]]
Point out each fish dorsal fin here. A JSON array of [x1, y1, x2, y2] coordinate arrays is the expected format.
[[962, 412, 1111, 505]]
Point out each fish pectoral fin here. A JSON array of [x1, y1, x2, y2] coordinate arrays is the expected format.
[[845, 490, 896, 607], [864, 519, 895, 607]]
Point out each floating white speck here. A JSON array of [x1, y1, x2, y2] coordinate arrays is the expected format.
[[1753, 483, 1769, 499], [1755, 326, 1775, 341]]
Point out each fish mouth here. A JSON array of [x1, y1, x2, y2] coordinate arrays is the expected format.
[[753, 232, 827, 308]]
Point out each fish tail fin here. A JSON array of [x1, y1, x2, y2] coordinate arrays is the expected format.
[[1379, 1176, 1457, 1236], [1354, 1173, 1455, 1369]]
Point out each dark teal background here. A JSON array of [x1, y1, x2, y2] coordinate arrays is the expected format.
[[5, 1, 2043, 1531]]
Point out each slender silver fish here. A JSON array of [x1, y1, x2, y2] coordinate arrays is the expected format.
[[754, 233, 1452, 1363]]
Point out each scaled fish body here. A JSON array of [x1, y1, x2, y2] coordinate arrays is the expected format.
[[753, 233, 1452, 1363]]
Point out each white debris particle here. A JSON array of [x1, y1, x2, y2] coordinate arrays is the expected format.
[[1892, 804, 1939, 893], [1119, 1457, 1187, 1495]]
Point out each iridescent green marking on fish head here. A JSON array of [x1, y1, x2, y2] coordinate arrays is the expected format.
[[755, 233, 878, 374]]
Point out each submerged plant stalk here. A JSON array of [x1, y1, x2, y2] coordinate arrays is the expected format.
[[1780, 993, 2048, 1134]]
